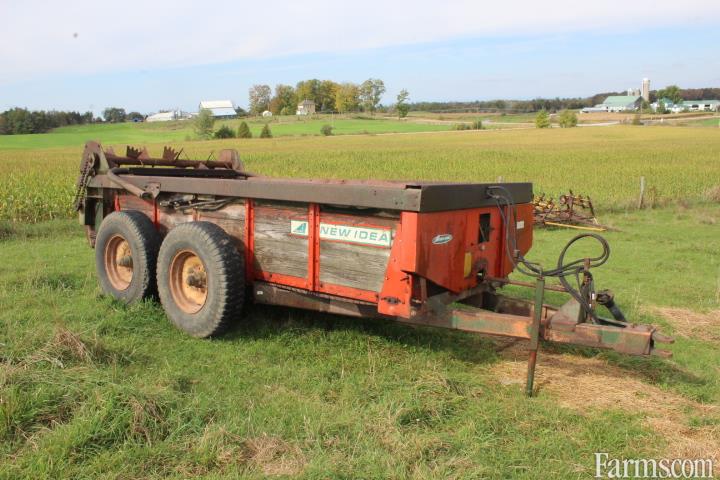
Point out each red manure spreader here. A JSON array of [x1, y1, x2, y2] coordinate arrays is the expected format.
[[75, 142, 673, 394]]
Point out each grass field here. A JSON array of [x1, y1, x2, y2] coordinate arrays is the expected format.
[[0, 116, 453, 151], [1, 125, 719, 222], [1, 207, 718, 479], [1, 125, 719, 478]]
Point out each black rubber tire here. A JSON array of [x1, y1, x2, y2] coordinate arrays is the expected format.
[[95, 210, 160, 303], [157, 222, 245, 337]]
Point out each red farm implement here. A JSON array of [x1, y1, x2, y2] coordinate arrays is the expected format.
[[75, 142, 673, 395]]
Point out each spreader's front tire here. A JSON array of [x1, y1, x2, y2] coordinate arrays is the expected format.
[[157, 222, 245, 337], [95, 210, 160, 303]]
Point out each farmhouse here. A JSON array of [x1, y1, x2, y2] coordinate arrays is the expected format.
[[198, 100, 237, 118], [296, 99, 315, 115]]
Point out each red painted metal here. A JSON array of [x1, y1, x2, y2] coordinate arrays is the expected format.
[[244, 199, 254, 283], [309, 203, 320, 290]]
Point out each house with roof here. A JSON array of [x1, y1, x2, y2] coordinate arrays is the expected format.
[[198, 100, 237, 118], [296, 99, 316, 116], [650, 98, 676, 113]]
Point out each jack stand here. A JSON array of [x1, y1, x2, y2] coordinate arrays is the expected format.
[[526, 275, 545, 397]]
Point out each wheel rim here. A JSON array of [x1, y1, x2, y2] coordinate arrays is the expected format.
[[169, 250, 208, 314], [104, 234, 133, 291]]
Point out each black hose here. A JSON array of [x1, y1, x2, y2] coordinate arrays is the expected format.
[[487, 185, 611, 323]]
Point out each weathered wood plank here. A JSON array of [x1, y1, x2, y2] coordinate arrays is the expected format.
[[319, 240, 391, 292], [254, 203, 308, 279], [199, 203, 246, 239], [318, 212, 396, 292]]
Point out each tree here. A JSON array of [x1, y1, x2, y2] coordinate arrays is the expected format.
[[558, 110, 577, 128], [214, 125, 236, 139], [318, 80, 338, 112], [296, 79, 321, 110], [320, 124, 333, 136], [248, 84, 271, 115], [656, 85, 682, 106], [396, 89, 410, 118], [194, 109, 215, 139], [127, 111, 144, 122], [535, 109, 550, 128], [269, 84, 296, 115], [102, 107, 127, 123], [260, 123, 272, 138], [234, 107, 248, 117], [359, 78, 386, 114], [334, 83, 360, 113], [237, 121, 252, 138]]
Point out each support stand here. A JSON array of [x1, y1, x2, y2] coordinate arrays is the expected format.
[[526, 276, 545, 397]]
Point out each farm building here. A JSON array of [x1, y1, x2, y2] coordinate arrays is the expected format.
[[601, 96, 642, 112], [198, 100, 237, 118], [296, 99, 316, 115], [146, 110, 191, 122], [582, 96, 642, 113], [681, 100, 720, 112]]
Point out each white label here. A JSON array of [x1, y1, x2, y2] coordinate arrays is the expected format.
[[516, 220, 525, 230], [432, 234, 453, 245], [290, 220, 392, 248]]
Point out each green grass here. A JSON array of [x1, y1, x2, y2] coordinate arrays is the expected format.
[[1, 205, 718, 478], [684, 116, 720, 127], [0, 116, 452, 151]]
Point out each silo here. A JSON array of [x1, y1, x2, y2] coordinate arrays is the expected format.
[[641, 78, 650, 101]]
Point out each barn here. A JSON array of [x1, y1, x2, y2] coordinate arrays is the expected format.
[[198, 100, 237, 118]]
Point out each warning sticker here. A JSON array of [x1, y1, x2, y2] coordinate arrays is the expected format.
[[290, 220, 392, 248]]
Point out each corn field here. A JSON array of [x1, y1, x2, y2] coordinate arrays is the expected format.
[[1, 126, 719, 222]]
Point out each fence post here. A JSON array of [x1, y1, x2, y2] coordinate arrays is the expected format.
[[638, 176, 646, 209]]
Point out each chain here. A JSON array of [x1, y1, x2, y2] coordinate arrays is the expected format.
[[73, 156, 95, 211]]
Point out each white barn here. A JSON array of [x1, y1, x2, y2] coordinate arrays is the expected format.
[[146, 110, 192, 122], [198, 100, 237, 118]]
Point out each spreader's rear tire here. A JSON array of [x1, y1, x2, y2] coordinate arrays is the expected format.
[[95, 210, 160, 303], [157, 222, 244, 337]]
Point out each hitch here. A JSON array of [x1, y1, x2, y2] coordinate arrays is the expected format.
[[407, 276, 674, 397]]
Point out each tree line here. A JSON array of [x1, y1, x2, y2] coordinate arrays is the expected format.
[[406, 86, 720, 114], [0, 108, 95, 135], [248, 78, 392, 115], [0, 107, 148, 135]]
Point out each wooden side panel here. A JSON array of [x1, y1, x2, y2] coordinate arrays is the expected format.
[[318, 212, 397, 293], [253, 202, 308, 280], [117, 194, 153, 215], [198, 202, 245, 240], [319, 242, 391, 292]]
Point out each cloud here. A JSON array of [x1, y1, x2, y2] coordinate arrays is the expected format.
[[1, 0, 719, 85]]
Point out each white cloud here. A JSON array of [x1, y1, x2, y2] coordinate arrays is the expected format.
[[1, 0, 718, 84]]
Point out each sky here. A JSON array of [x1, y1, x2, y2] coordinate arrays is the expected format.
[[1, 0, 719, 114]]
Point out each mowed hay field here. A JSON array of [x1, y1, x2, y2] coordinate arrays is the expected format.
[[1, 125, 720, 222], [1, 125, 720, 479]]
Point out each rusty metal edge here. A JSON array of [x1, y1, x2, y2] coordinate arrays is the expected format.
[[88, 174, 532, 212]]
